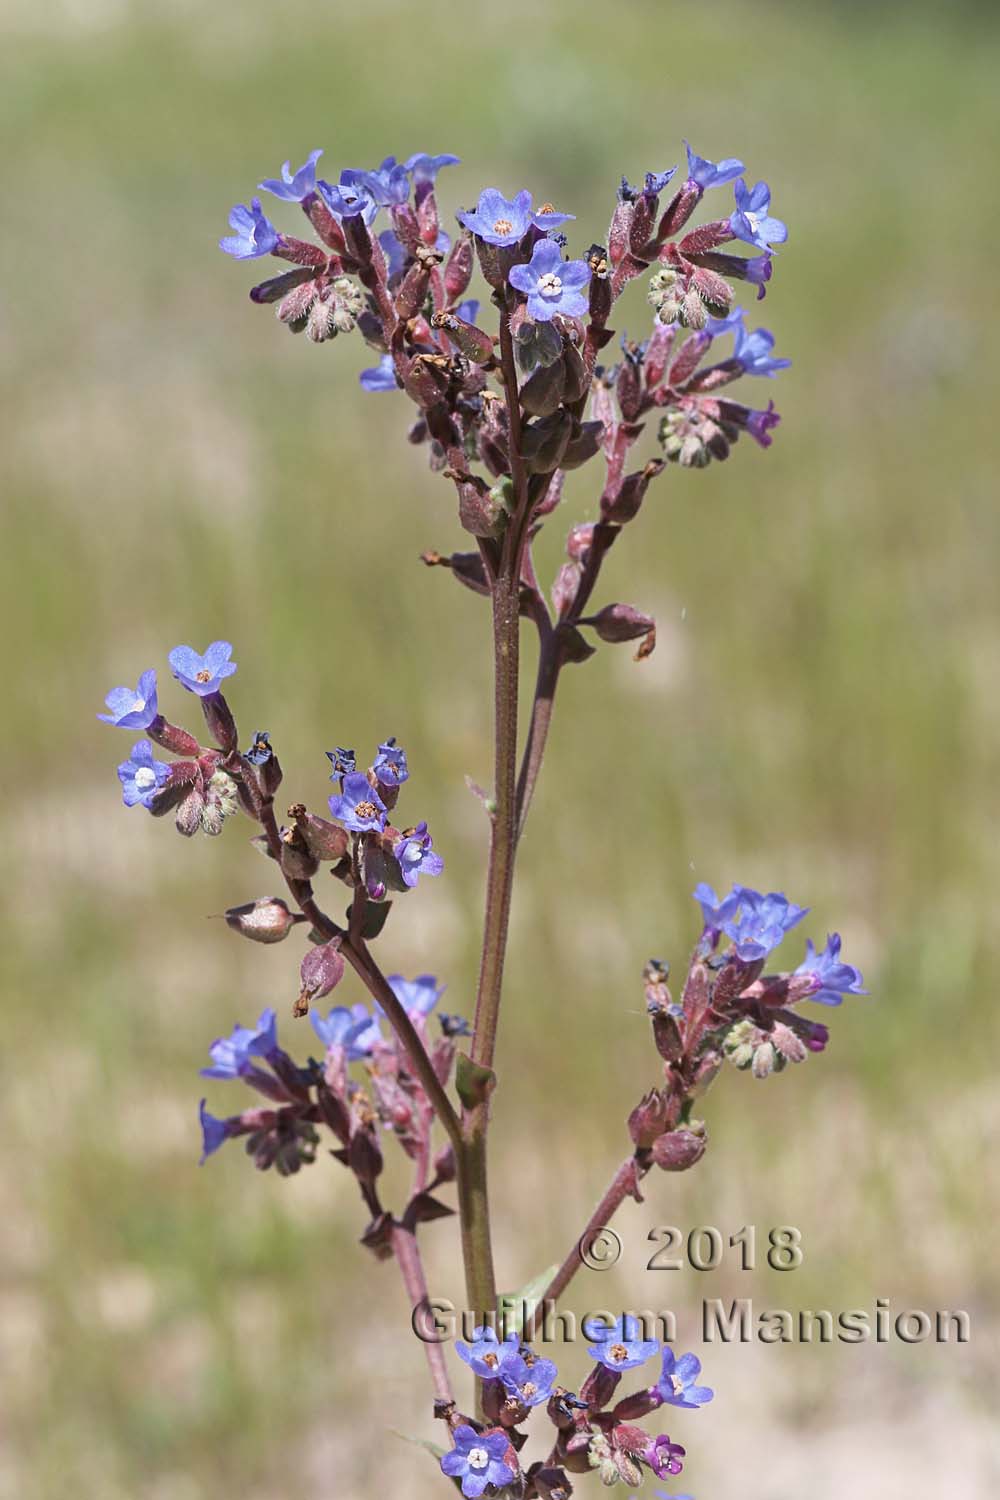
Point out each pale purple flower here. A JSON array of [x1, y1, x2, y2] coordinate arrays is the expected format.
[[199, 1099, 231, 1163], [328, 771, 387, 832], [98, 669, 158, 729], [501, 1353, 558, 1406], [351, 156, 410, 207], [795, 934, 867, 1006], [684, 142, 744, 190], [693, 881, 742, 931], [584, 1313, 660, 1371], [317, 174, 380, 225], [372, 736, 409, 787], [169, 640, 237, 697], [644, 1436, 686, 1480], [117, 739, 170, 809], [259, 150, 323, 202], [393, 822, 444, 887], [721, 887, 808, 961], [455, 1325, 520, 1378], [405, 152, 460, 184], [730, 179, 788, 252], [732, 322, 791, 377], [219, 199, 280, 260], [202, 1008, 278, 1080], [509, 239, 591, 322], [360, 354, 398, 393], [441, 1426, 515, 1498], [657, 1348, 714, 1408], [310, 1002, 381, 1058], [383, 973, 444, 1018], [458, 188, 573, 247]]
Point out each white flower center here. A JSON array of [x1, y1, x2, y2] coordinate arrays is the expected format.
[[130, 696, 146, 713], [745, 210, 762, 233], [135, 767, 156, 792], [670, 1373, 684, 1395], [468, 1447, 489, 1470], [537, 271, 563, 298], [402, 844, 422, 864]]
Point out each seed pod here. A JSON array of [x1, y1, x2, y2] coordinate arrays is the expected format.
[[224, 896, 300, 944]]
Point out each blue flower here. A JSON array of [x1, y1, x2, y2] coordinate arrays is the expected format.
[[383, 973, 444, 1018], [732, 321, 791, 377], [328, 771, 387, 832], [684, 142, 744, 190], [116, 739, 171, 809], [458, 188, 573, 247], [657, 1348, 714, 1409], [199, 1099, 230, 1163], [705, 309, 747, 343], [393, 823, 445, 888], [350, 156, 410, 207], [243, 731, 272, 766], [508, 239, 591, 323], [744, 253, 773, 298], [219, 199, 280, 260], [721, 887, 809, 961], [378, 229, 408, 278], [98, 668, 159, 729], [405, 151, 460, 185], [317, 174, 380, 226], [501, 1353, 558, 1407], [168, 640, 237, 697], [584, 1313, 661, 1371], [359, 354, 398, 393], [441, 1426, 515, 1499], [326, 747, 357, 775], [455, 1325, 520, 1378], [259, 149, 323, 202], [746, 400, 781, 447], [692, 881, 742, 930], [456, 298, 480, 324], [372, 737, 409, 788], [201, 1008, 278, 1080], [645, 167, 678, 194], [795, 934, 867, 1007], [730, 179, 788, 252], [310, 1002, 382, 1058]]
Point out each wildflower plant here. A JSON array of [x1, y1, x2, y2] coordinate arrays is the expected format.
[[98, 140, 866, 1495]]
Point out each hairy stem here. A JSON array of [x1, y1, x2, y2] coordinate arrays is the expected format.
[[392, 1222, 454, 1404], [522, 1154, 647, 1342]]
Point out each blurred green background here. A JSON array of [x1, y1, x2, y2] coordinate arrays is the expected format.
[[2, 0, 998, 1495]]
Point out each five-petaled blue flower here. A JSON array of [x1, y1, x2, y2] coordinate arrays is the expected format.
[[657, 1348, 714, 1408], [732, 321, 791, 378], [584, 1313, 661, 1371], [199, 1099, 231, 1163], [455, 1324, 520, 1378], [372, 737, 409, 787], [310, 1002, 381, 1058], [359, 354, 398, 393], [730, 179, 788, 252], [457, 188, 572, 247], [393, 822, 445, 887], [117, 739, 171, 809], [441, 1426, 515, 1499], [317, 174, 380, 226], [501, 1352, 558, 1407], [795, 934, 867, 1006], [99, 668, 159, 729], [350, 157, 410, 207], [508, 239, 591, 323], [169, 640, 237, 697], [692, 881, 742, 932], [721, 887, 808, 961], [259, 150, 323, 203], [406, 151, 460, 185], [201, 1007, 278, 1080], [384, 973, 444, 1018], [219, 199, 280, 260], [328, 771, 387, 832], [684, 142, 744, 191]]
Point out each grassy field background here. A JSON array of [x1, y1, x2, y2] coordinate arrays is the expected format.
[[2, 1, 998, 1496]]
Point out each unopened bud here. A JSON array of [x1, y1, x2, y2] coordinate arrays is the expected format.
[[444, 234, 475, 300], [224, 897, 300, 944], [628, 1089, 673, 1148], [651, 1126, 707, 1172], [589, 603, 655, 644]]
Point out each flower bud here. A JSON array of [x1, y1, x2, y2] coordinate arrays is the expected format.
[[668, 331, 712, 388], [521, 410, 573, 474], [651, 1127, 707, 1172], [628, 1089, 673, 1148], [200, 692, 238, 754], [559, 419, 603, 471], [430, 310, 494, 366], [608, 198, 634, 268], [147, 720, 201, 758], [200, 771, 239, 836], [288, 805, 350, 864], [394, 258, 433, 321], [589, 603, 655, 645], [444, 233, 475, 300], [224, 897, 300, 944], [277, 280, 318, 329], [601, 460, 664, 524]]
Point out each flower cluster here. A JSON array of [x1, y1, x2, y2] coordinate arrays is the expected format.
[[437, 1318, 712, 1497]]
